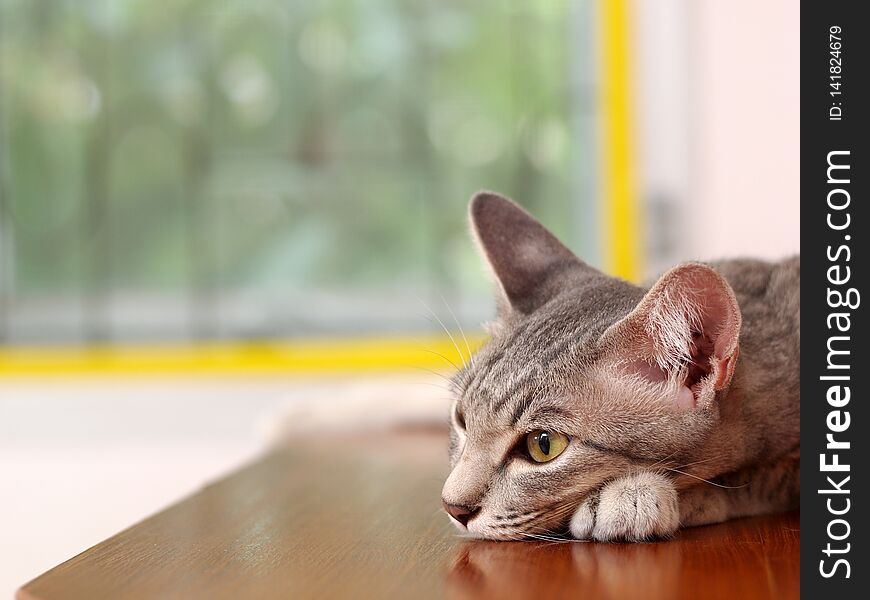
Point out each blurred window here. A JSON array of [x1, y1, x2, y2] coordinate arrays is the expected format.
[[0, 0, 596, 343]]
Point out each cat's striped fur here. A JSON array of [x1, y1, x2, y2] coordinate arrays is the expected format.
[[441, 192, 799, 541]]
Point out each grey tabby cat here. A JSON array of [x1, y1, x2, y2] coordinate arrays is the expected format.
[[441, 192, 799, 542]]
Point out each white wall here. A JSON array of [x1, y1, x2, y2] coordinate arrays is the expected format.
[[690, 0, 799, 261], [634, 0, 799, 266]]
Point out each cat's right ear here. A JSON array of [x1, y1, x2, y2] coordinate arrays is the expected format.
[[469, 191, 591, 316], [602, 262, 741, 410]]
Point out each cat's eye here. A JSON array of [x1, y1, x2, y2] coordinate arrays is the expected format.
[[525, 430, 569, 463]]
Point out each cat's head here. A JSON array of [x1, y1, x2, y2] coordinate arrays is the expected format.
[[441, 192, 741, 539]]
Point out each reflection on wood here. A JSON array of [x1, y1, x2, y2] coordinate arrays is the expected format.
[[19, 432, 798, 600], [448, 514, 799, 600]]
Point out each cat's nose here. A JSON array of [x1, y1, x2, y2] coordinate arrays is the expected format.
[[443, 501, 480, 527]]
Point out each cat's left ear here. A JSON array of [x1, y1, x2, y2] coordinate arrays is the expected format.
[[603, 263, 741, 409], [469, 191, 596, 316]]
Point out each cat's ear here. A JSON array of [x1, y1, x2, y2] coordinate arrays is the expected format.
[[469, 191, 595, 315], [604, 263, 741, 409]]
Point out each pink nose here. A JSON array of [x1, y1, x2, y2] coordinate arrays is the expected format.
[[443, 502, 480, 527]]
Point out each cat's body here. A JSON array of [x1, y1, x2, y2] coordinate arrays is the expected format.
[[441, 192, 799, 541], [665, 258, 800, 524]]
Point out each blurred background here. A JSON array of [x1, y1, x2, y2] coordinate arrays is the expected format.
[[0, 0, 798, 593]]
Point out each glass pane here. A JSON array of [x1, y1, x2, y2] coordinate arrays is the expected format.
[[0, 0, 595, 343]]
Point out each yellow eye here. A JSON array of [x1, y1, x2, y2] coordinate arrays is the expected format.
[[525, 430, 569, 463]]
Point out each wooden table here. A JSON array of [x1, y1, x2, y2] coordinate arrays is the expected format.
[[18, 432, 799, 600]]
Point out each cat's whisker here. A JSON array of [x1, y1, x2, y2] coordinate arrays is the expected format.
[[522, 518, 570, 536], [528, 536, 571, 546], [666, 454, 726, 471], [520, 525, 573, 544], [416, 296, 468, 366], [646, 449, 683, 471], [418, 348, 460, 371], [439, 292, 476, 370], [514, 501, 579, 541], [662, 467, 749, 489]]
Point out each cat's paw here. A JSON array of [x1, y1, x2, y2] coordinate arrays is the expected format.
[[569, 472, 679, 542]]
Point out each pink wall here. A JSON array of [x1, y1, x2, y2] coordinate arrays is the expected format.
[[689, 0, 800, 261], [632, 0, 799, 268]]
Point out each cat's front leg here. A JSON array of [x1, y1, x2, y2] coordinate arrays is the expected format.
[[569, 472, 679, 542], [678, 454, 799, 527]]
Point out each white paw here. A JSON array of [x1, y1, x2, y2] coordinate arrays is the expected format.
[[570, 472, 679, 542], [568, 489, 599, 539]]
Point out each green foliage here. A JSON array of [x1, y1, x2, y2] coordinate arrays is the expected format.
[[0, 0, 588, 336]]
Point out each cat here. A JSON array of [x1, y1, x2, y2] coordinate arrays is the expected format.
[[441, 191, 800, 542]]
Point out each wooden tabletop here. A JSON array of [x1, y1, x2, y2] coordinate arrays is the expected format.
[[18, 431, 799, 600]]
